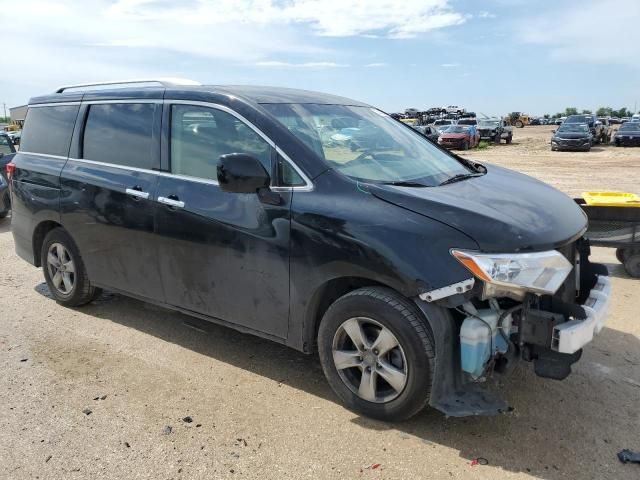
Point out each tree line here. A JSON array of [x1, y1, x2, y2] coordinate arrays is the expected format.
[[543, 107, 635, 119]]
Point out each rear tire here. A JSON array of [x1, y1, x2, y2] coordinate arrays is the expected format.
[[318, 287, 435, 421], [615, 248, 627, 264], [506, 134, 512, 144], [623, 254, 640, 278], [41, 228, 101, 307]]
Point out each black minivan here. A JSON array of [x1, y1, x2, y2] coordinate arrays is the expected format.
[[9, 79, 611, 421]]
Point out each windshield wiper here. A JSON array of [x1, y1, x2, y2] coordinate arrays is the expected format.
[[381, 180, 429, 188], [438, 172, 485, 186]]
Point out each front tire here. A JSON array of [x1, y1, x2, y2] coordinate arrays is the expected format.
[[624, 254, 640, 278], [318, 287, 435, 421], [41, 228, 101, 306]]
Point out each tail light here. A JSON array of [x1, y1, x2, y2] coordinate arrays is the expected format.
[[6, 162, 16, 181]]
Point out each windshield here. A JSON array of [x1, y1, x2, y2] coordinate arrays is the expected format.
[[620, 123, 640, 131], [443, 126, 469, 134], [558, 124, 589, 133], [434, 120, 451, 126], [262, 104, 471, 185], [478, 120, 499, 128]]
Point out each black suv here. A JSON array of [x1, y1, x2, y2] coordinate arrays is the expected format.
[[8, 79, 611, 421]]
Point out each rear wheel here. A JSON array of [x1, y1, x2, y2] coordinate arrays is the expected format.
[[615, 248, 627, 263], [506, 134, 513, 144], [494, 132, 501, 143], [318, 287, 435, 421], [624, 254, 640, 278], [41, 228, 101, 306], [515, 120, 524, 128]]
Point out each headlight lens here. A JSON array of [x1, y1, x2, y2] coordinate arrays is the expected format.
[[451, 249, 573, 295]]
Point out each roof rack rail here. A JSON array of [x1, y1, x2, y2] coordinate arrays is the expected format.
[[55, 78, 202, 93]]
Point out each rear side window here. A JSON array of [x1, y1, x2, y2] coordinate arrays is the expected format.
[[20, 105, 79, 157], [83, 103, 156, 169]]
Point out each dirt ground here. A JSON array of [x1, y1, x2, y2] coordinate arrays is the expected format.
[[1, 125, 639, 480]]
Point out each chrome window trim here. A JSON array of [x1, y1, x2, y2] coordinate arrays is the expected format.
[[83, 99, 162, 105], [16, 151, 68, 160], [27, 102, 82, 108], [165, 100, 314, 192], [67, 158, 220, 186]]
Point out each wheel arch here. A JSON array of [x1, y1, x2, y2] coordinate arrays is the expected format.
[[32, 220, 63, 267], [302, 276, 410, 353]]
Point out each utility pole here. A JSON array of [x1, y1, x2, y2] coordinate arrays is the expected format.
[[2, 103, 6, 122]]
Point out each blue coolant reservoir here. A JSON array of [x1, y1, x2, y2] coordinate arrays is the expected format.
[[460, 309, 510, 379]]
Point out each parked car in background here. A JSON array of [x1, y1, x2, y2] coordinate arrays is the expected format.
[[0, 133, 16, 157], [457, 118, 477, 126], [0, 173, 9, 219], [412, 125, 439, 143], [8, 80, 611, 422], [610, 117, 621, 125], [438, 124, 480, 150], [8, 131, 21, 146], [551, 124, 592, 151], [530, 118, 541, 126], [631, 114, 640, 123], [446, 105, 465, 115], [564, 115, 604, 144], [433, 119, 454, 127], [613, 122, 640, 146], [621, 117, 630, 123], [478, 118, 513, 143], [425, 107, 446, 116], [555, 117, 565, 125]]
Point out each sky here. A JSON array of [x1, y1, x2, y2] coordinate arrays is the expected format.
[[1, 0, 639, 116]]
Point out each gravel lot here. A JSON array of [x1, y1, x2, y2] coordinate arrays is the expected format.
[[1, 125, 639, 479]]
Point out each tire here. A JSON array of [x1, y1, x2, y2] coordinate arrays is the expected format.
[[463, 140, 469, 150], [41, 228, 101, 306], [615, 248, 627, 264], [506, 134, 512, 144], [494, 133, 501, 144], [515, 120, 524, 128], [623, 254, 640, 278], [615, 139, 621, 147], [0, 211, 7, 219], [317, 287, 435, 421]]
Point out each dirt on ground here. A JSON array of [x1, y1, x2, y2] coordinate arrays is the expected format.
[[0, 125, 639, 480]]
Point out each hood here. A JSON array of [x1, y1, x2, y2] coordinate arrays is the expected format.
[[368, 164, 587, 252], [440, 133, 467, 139], [553, 132, 590, 140]]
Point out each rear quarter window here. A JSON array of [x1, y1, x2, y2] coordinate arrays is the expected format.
[[82, 103, 157, 170], [20, 105, 80, 157]]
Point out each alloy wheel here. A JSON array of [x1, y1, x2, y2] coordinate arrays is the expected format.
[[46, 243, 76, 295], [332, 317, 408, 403]]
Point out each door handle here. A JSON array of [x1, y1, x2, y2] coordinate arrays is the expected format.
[[125, 188, 150, 199], [158, 196, 185, 208]]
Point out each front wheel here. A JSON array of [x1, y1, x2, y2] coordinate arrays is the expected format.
[[506, 134, 513, 144], [318, 287, 435, 421], [41, 228, 101, 306]]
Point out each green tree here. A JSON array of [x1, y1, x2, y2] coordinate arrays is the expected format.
[[581, 109, 592, 114], [596, 107, 612, 117], [543, 114, 550, 119], [564, 107, 578, 116]]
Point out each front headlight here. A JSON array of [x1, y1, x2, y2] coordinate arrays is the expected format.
[[451, 249, 573, 295]]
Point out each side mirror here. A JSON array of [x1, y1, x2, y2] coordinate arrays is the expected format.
[[217, 153, 270, 194]]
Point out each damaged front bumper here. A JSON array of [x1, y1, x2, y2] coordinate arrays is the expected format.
[[413, 240, 612, 417], [552, 275, 611, 354]]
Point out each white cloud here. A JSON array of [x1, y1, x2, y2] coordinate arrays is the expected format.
[[520, 0, 640, 68], [441, 63, 460, 67], [106, 0, 466, 38], [364, 62, 388, 68], [478, 11, 496, 19], [255, 61, 348, 68]]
